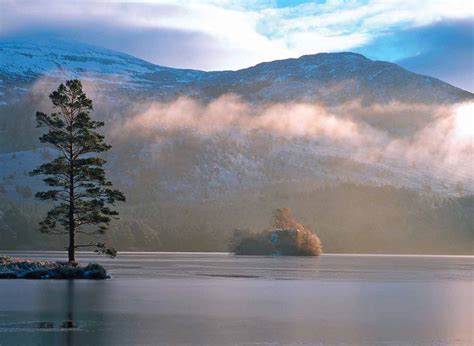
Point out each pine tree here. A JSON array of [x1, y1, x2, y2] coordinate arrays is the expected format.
[[30, 80, 125, 262]]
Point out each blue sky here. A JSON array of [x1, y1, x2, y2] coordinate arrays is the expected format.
[[1, 0, 473, 91]]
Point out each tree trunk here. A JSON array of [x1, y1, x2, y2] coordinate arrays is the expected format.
[[68, 143, 75, 263]]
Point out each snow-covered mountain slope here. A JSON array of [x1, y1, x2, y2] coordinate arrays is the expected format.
[[0, 38, 206, 104], [0, 38, 204, 84], [1, 39, 472, 105], [0, 39, 472, 199]]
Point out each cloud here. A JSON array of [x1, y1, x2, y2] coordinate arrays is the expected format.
[[119, 95, 383, 146], [0, 0, 290, 70], [114, 95, 474, 185], [1, 0, 473, 75]]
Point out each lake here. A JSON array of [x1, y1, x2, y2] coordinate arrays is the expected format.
[[0, 252, 472, 345]]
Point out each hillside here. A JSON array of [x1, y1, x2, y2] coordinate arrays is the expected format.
[[0, 39, 473, 253]]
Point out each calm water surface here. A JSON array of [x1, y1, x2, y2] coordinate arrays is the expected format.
[[0, 252, 472, 345]]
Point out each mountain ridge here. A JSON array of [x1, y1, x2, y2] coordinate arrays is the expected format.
[[1, 38, 472, 105]]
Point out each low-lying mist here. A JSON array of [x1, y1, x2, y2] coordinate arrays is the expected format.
[[114, 95, 473, 186]]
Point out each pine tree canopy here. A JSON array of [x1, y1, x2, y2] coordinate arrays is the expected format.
[[30, 79, 125, 261]]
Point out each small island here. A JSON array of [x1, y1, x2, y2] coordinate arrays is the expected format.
[[230, 208, 323, 256], [0, 256, 109, 280]]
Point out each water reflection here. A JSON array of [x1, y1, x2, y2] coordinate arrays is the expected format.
[[32, 280, 109, 346], [62, 280, 76, 345]]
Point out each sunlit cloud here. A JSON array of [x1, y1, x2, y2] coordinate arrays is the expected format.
[[454, 103, 474, 141], [110, 95, 474, 186]]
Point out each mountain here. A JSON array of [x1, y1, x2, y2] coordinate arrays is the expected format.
[[1, 38, 472, 105], [1, 39, 473, 254], [190, 52, 473, 104]]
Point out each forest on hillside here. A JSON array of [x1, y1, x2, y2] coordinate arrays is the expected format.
[[1, 182, 473, 254]]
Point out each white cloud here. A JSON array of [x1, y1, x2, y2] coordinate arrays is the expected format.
[[0, 0, 473, 70]]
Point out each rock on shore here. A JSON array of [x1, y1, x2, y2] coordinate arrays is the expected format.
[[0, 256, 109, 279]]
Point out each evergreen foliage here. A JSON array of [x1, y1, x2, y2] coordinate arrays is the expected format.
[[30, 80, 125, 262]]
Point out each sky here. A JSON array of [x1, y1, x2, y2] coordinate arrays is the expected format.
[[1, 0, 473, 91]]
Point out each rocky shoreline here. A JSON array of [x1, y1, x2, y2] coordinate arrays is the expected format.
[[0, 256, 109, 279]]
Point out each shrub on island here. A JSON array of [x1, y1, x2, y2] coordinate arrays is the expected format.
[[230, 229, 274, 255]]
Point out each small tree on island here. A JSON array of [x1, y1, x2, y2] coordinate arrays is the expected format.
[[272, 207, 297, 229], [30, 80, 125, 262]]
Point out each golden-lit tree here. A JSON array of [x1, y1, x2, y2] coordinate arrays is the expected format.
[[271, 207, 323, 255], [272, 207, 297, 229]]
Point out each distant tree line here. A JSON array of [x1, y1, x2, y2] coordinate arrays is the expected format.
[[1, 182, 473, 254]]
